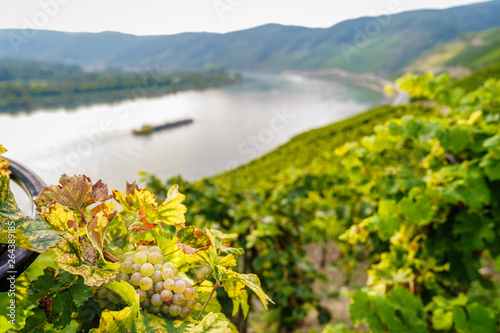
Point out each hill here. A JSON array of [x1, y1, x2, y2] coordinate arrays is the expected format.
[[1, 1, 500, 76], [409, 26, 500, 74]]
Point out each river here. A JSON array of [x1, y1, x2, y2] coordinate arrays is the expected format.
[[1, 72, 383, 194]]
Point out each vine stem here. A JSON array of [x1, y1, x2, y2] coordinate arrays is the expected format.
[[103, 250, 122, 263], [196, 282, 221, 321]]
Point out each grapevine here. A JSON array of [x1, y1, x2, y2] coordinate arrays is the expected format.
[[0, 159, 273, 332]]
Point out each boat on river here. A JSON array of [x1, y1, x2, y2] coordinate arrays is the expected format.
[[132, 119, 194, 135]]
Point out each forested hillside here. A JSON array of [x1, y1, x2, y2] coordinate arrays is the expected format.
[[1, 1, 500, 76]]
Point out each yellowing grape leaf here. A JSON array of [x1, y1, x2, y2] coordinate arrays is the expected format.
[[114, 183, 186, 234], [0, 145, 10, 177], [86, 202, 117, 260], [186, 313, 232, 333], [35, 174, 110, 211], [157, 185, 187, 228], [177, 225, 211, 255], [54, 234, 119, 286], [39, 202, 79, 235], [0, 176, 63, 253]]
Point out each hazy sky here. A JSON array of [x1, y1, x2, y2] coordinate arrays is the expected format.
[[0, 0, 490, 36]]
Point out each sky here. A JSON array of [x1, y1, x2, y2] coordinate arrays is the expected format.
[[0, 0, 491, 36]]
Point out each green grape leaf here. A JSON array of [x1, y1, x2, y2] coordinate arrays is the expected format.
[[431, 308, 453, 331], [398, 195, 434, 225], [372, 297, 404, 332], [141, 312, 188, 333], [157, 184, 187, 228], [483, 134, 500, 156], [54, 234, 120, 286], [441, 125, 471, 154], [86, 202, 117, 260], [453, 213, 494, 250], [0, 176, 63, 253], [453, 307, 468, 333], [35, 174, 109, 211], [0, 274, 34, 332], [467, 303, 497, 333], [0, 145, 10, 177], [217, 265, 274, 311], [480, 155, 500, 181], [349, 290, 383, 333], [177, 225, 211, 255], [207, 229, 243, 256]]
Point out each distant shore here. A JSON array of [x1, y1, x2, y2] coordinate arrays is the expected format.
[[281, 68, 409, 105]]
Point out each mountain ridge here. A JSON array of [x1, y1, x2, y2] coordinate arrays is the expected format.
[[1, 0, 500, 76]]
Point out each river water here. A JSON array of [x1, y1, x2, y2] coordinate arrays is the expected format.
[[1, 72, 383, 192]]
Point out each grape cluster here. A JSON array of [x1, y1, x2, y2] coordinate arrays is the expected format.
[[93, 245, 202, 319]]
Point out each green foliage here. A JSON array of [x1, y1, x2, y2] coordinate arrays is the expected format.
[[0, 173, 269, 332], [145, 70, 500, 332]]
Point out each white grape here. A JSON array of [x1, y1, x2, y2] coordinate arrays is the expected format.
[[164, 279, 175, 290], [172, 293, 185, 306], [169, 304, 181, 316], [162, 268, 174, 280], [160, 304, 169, 314], [149, 246, 161, 253], [131, 263, 142, 273], [154, 264, 163, 271], [136, 289, 147, 302], [149, 305, 161, 314], [194, 303, 202, 311], [140, 263, 154, 277], [134, 251, 148, 264], [130, 272, 143, 286], [120, 261, 133, 274], [97, 287, 108, 298], [186, 299, 196, 309], [154, 281, 164, 294], [173, 280, 186, 294], [160, 289, 173, 302], [152, 271, 163, 283], [148, 252, 162, 265], [151, 293, 163, 307], [139, 277, 153, 291], [163, 262, 175, 270], [180, 306, 190, 318]]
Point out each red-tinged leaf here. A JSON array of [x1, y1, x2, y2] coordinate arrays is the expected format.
[[86, 202, 117, 260]]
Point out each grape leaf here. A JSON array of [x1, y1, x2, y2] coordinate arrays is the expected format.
[[53, 234, 119, 286], [91, 281, 141, 333], [39, 202, 78, 235], [0, 145, 10, 177], [0, 176, 63, 253], [177, 225, 211, 255], [157, 185, 187, 228], [35, 174, 93, 211], [349, 290, 383, 333], [86, 202, 117, 260], [431, 308, 453, 330], [217, 265, 274, 311], [467, 303, 497, 333], [186, 313, 232, 333]]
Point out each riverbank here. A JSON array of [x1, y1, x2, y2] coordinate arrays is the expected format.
[[281, 68, 409, 105]]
